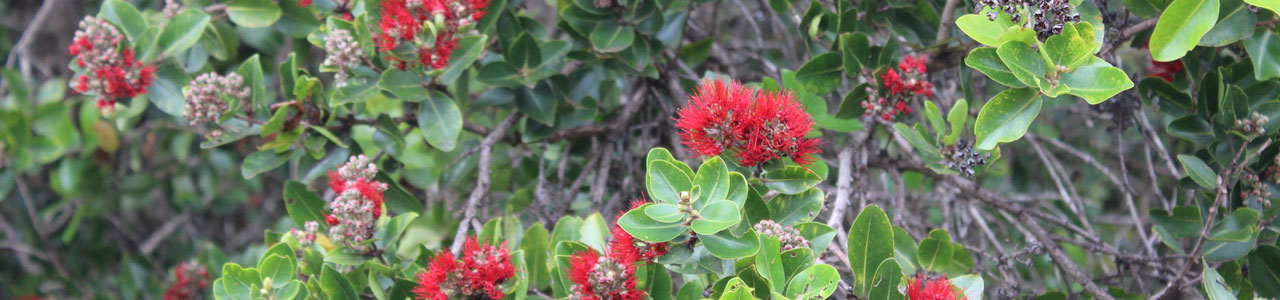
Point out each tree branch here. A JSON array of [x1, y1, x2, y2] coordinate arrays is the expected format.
[[449, 113, 518, 254]]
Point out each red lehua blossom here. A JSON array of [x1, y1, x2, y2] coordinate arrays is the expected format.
[[675, 80, 752, 157], [375, 0, 417, 51], [1149, 59, 1184, 82], [413, 237, 514, 300], [881, 69, 907, 96], [412, 251, 458, 300], [299, 0, 312, 6], [906, 274, 964, 300], [674, 80, 820, 167], [164, 262, 210, 300], [734, 90, 820, 166], [353, 179, 385, 219], [328, 171, 348, 194], [325, 214, 339, 225]]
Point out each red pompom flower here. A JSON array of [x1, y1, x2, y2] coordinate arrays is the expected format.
[[163, 262, 210, 300], [374, 0, 491, 70], [863, 55, 933, 122], [1148, 59, 1184, 82], [412, 237, 515, 300], [906, 273, 964, 300], [674, 80, 822, 167], [69, 17, 155, 114], [567, 221, 666, 300]]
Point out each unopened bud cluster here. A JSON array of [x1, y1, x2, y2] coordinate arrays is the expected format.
[[1240, 172, 1273, 208], [1235, 112, 1269, 137], [322, 29, 365, 87], [326, 155, 388, 250], [183, 72, 249, 126], [752, 220, 810, 252], [162, 0, 182, 18], [289, 221, 320, 248], [940, 139, 990, 177], [976, 0, 1080, 39], [69, 16, 155, 113]]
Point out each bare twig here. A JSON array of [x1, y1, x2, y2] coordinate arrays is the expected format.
[[449, 113, 518, 254]]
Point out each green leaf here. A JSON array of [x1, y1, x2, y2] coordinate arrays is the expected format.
[[98, 0, 146, 41], [924, 101, 946, 140], [766, 188, 824, 225], [951, 275, 985, 300], [1204, 265, 1239, 300], [847, 205, 894, 297], [762, 166, 823, 195], [691, 200, 741, 235], [1200, 0, 1257, 46], [1062, 65, 1135, 104], [1149, 0, 1220, 61], [618, 204, 687, 243], [438, 34, 487, 84], [1245, 29, 1280, 81], [785, 264, 840, 299], [974, 88, 1042, 150], [416, 91, 463, 151], [378, 69, 427, 101], [260, 107, 290, 136], [867, 259, 905, 300], [522, 224, 552, 289], [1204, 208, 1260, 261], [1043, 23, 1093, 70], [1245, 0, 1280, 14], [515, 84, 559, 125], [237, 55, 267, 115], [695, 156, 731, 206], [258, 254, 296, 285], [841, 33, 871, 76], [226, 0, 282, 28], [590, 22, 636, 53], [955, 14, 1009, 47], [242, 150, 289, 179], [702, 230, 760, 259], [1249, 245, 1280, 298], [320, 265, 358, 299], [580, 213, 610, 251], [477, 62, 523, 87], [756, 236, 786, 292], [944, 99, 969, 145], [1177, 155, 1217, 188], [506, 33, 543, 71], [917, 229, 953, 271], [727, 172, 749, 206], [996, 41, 1054, 92], [154, 9, 212, 59], [282, 181, 327, 228], [645, 203, 685, 223], [648, 160, 694, 204], [719, 278, 756, 300], [793, 222, 837, 253], [795, 53, 844, 95]]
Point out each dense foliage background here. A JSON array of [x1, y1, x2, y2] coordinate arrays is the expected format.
[[2, 0, 1280, 298]]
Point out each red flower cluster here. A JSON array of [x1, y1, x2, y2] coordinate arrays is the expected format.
[[1148, 59, 1183, 82], [163, 262, 210, 300], [864, 55, 933, 122], [69, 16, 155, 113], [325, 155, 389, 248], [675, 80, 822, 166], [567, 223, 666, 300], [375, 0, 491, 69], [906, 274, 964, 300], [412, 237, 515, 300]]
